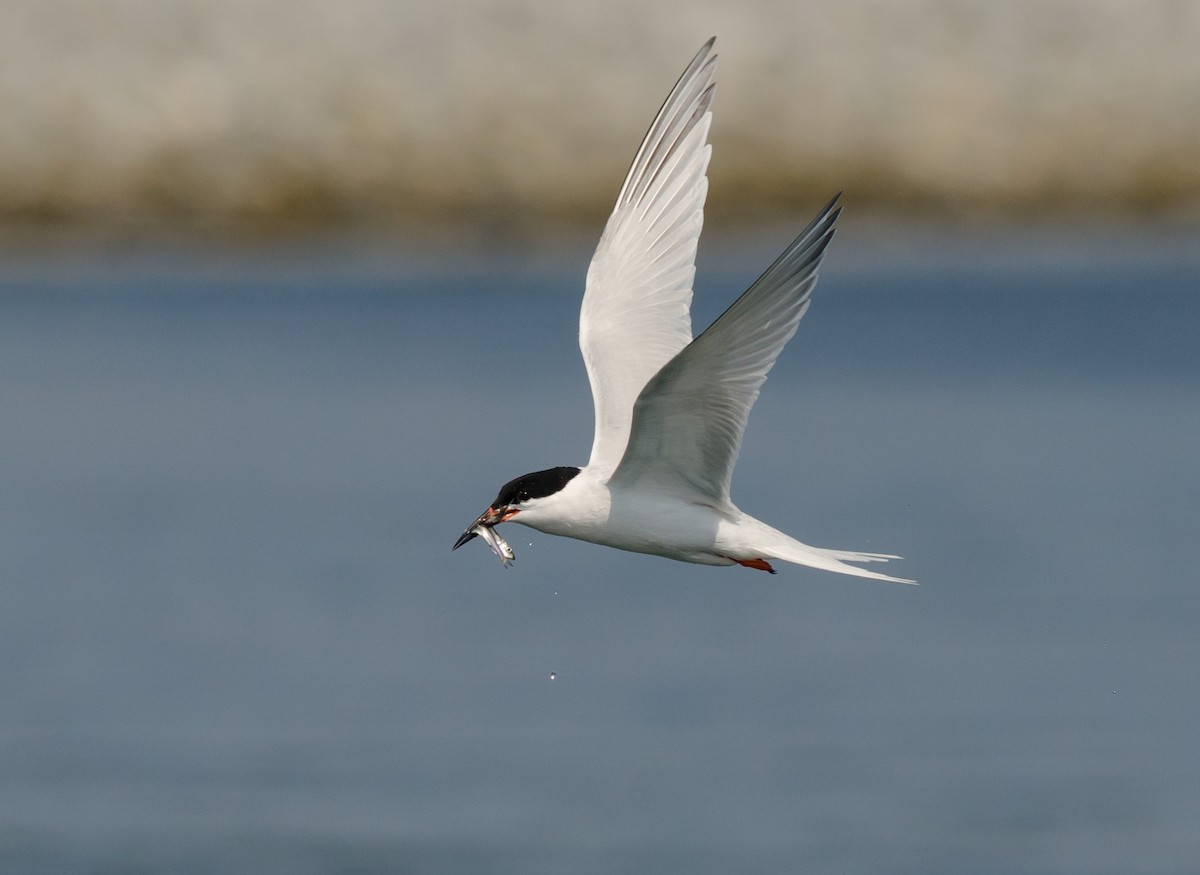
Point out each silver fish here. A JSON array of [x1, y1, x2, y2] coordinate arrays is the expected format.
[[472, 523, 515, 568]]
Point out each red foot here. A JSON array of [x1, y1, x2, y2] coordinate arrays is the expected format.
[[731, 557, 776, 574]]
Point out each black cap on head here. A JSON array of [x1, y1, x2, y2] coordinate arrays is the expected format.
[[493, 466, 581, 508]]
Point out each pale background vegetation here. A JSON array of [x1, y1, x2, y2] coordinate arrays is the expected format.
[[1, 0, 1197, 230]]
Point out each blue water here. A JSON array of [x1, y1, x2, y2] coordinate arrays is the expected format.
[[1, 221, 1198, 874]]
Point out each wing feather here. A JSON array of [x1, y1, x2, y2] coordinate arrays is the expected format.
[[580, 39, 717, 471], [609, 195, 843, 508]]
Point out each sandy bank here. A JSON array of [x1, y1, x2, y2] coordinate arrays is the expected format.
[[1, 1, 1197, 229]]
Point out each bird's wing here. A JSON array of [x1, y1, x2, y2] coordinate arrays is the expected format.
[[580, 38, 717, 472], [609, 195, 842, 509]]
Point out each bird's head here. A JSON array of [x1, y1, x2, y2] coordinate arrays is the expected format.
[[453, 466, 581, 550]]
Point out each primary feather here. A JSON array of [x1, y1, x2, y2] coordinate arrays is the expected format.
[[580, 38, 717, 472], [611, 195, 841, 509]]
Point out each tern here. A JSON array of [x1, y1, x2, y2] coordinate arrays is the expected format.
[[454, 38, 911, 583]]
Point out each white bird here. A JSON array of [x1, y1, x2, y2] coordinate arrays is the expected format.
[[454, 38, 912, 583]]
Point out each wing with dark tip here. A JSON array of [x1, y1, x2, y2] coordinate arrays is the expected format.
[[580, 38, 717, 472], [610, 195, 842, 508]]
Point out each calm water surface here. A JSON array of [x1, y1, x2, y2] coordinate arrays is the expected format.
[[1, 220, 1198, 874]]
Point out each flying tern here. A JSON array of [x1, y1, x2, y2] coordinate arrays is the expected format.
[[454, 38, 911, 583]]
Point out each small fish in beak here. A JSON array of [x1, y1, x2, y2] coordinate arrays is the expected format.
[[453, 508, 516, 567], [476, 523, 516, 567]]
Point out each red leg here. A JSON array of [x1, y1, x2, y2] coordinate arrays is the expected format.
[[730, 557, 776, 574]]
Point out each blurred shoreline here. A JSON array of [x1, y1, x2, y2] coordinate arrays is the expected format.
[[3, 209, 1197, 289], [1, 2, 1198, 232]]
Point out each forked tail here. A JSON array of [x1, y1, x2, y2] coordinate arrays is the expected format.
[[760, 528, 916, 584], [808, 546, 915, 584]]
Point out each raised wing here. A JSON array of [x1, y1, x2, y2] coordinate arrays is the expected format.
[[580, 38, 717, 471], [609, 195, 842, 508]]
